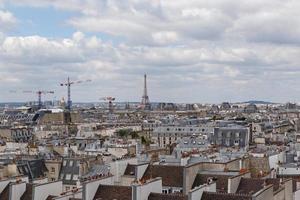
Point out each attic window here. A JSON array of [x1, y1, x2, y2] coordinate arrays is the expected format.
[[73, 175, 78, 180], [66, 174, 71, 180]]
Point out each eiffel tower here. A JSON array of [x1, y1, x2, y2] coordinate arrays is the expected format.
[[141, 74, 151, 110]]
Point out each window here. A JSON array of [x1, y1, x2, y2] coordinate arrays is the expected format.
[[66, 174, 71, 180], [66, 186, 70, 191], [73, 175, 78, 181], [69, 160, 73, 167], [60, 173, 64, 179], [51, 167, 55, 173], [63, 160, 67, 166], [162, 189, 168, 194]]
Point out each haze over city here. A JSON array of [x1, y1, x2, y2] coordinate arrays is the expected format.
[[1, 1, 300, 103]]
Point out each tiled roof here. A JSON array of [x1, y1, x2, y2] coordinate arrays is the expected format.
[[265, 179, 280, 191], [142, 165, 184, 187], [148, 192, 188, 200], [236, 178, 281, 194], [93, 185, 132, 200], [236, 178, 265, 194], [201, 191, 252, 200], [192, 174, 229, 192]]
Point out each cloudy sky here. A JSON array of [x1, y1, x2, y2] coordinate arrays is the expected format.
[[1, 0, 300, 103]]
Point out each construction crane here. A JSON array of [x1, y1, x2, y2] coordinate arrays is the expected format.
[[23, 90, 54, 109], [100, 97, 116, 113], [60, 77, 91, 110], [10, 90, 54, 109]]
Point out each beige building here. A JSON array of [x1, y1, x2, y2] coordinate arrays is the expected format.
[[45, 159, 62, 182]]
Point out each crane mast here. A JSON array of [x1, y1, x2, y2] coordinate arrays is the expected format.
[[60, 77, 91, 110]]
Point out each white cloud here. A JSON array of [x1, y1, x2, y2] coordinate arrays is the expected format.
[[0, 10, 17, 31], [1, 0, 300, 102], [152, 31, 178, 45]]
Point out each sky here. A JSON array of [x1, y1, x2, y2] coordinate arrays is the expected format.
[[1, 0, 300, 103]]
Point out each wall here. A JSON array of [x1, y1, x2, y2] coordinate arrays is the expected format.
[[188, 183, 216, 200], [0, 176, 28, 193], [253, 185, 274, 200], [109, 158, 137, 184], [273, 189, 285, 200], [33, 181, 63, 200], [136, 163, 149, 180], [269, 153, 284, 170], [184, 160, 241, 194], [228, 172, 251, 193], [83, 176, 113, 200], [184, 163, 203, 194], [132, 178, 162, 200], [278, 166, 300, 175], [283, 179, 293, 200], [45, 160, 62, 182], [121, 176, 135, 186], [0, 179, 12, 193], [10, 182, 26, 200]]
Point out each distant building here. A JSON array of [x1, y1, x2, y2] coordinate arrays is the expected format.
[[220, 102, 231, 110], [11, 126, 33, 142], [244, 103, 258, 113], [152, 125, 213, 147], [210, 126, 250, 148]]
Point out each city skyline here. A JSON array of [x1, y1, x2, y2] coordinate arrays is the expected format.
[[1, 1, 300, 103]]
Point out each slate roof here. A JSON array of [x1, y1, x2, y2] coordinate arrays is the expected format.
[[201, 191, 252, 200], [124, 164, 136, 176], [93, 185, 132, 200], [82, 164, 110, 179], [141, 165, 184, 187], [148, 192, 188, 200], [59, 158, 81, 185], [17, 159, 48, 180]]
